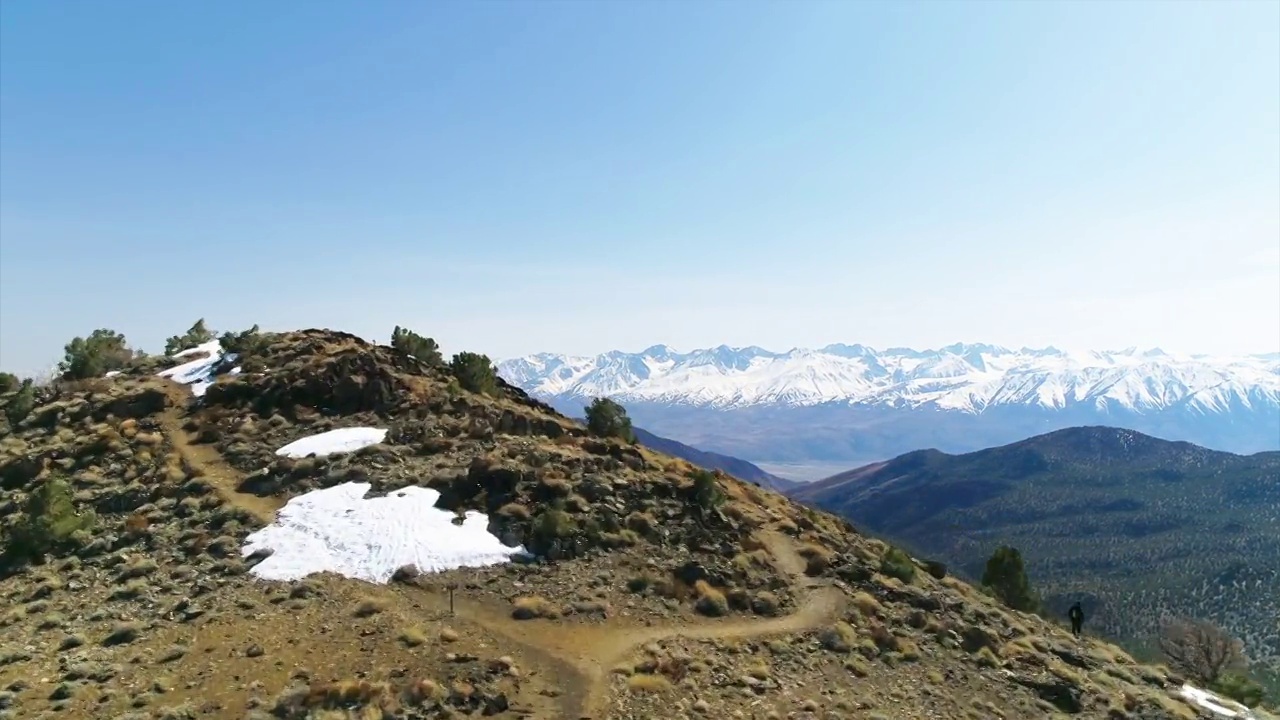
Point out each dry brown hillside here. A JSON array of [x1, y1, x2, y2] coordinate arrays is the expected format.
[[0, 328, 1249, 720]]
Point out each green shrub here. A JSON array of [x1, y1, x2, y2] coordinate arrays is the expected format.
[[584, 397, 635, 443], [449, 352, 498, 396], [880, 547, 916, 583], [3, 378, 36, 427], [218, 325, 271, 355], [0, 372, 18, 394], [391, 326, 443, 365], [1212, 673, 1266, 708], [689, 469, 725, 514], [59, 329, 139, 379], [981, 545, 1040, 612], [532, 508, 575, 542], [5, 477, 96, 563], [164, 318, 216, 355]]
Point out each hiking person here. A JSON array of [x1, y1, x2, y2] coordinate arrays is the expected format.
[[1068, 602, 1085, 637]]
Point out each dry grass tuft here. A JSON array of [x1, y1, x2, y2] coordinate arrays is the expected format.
[[353, 596, 388, 618], [399, 627, 427, 647], [625, 673, 673, 694], [693, 580, 729, 617], [512, 595, 559, 620]]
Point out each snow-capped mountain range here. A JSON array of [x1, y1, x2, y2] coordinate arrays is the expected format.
[[498, 342, 1280, 472], [497, 343, 1280, 415]]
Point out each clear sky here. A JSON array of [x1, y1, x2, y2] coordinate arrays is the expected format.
[[1, 0, 1277, 374]]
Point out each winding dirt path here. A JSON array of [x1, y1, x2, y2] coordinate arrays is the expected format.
[[156, 380, 282, 525], [573, 531, 846, 718], [404, 528, 848, 719], [154, 378, 846, 719]]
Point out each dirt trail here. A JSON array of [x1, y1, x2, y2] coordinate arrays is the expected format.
[[152, 378, 844, 719], [409, 527, 847, 719], [572, 530, 846, 718], [155, 381, 282, 525]]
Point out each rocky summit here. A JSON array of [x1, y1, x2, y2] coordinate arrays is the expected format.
[[0, 328, 1257, 720]]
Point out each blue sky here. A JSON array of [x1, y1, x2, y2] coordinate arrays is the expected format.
[[1, 0, 1277, 374]]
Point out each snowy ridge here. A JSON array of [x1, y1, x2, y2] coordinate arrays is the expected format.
[[497, 343, 1280, 414], [156, 340, 240, 397]]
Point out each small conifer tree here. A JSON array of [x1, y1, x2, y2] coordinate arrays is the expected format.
[[165, 318, 217, 355], [981, 545, 1040, 612], [391, 326, 443, 365], [449, 352, 498, 395], [60, 329, 138, 379], [5, 477, 95, 563], [584, 397, 635, 443]]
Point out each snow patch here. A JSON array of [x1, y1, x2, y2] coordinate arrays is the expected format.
[[156, 340, 234, 397], [241, 482, 525, 583], [275, 427, 388, 458], [1179, 684, 1260, 719]]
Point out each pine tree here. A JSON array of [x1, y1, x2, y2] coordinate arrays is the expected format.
[[584, 397, 635, 443], [3, 378, 36, 427], [391, 326, 443, 365], [165, 318, 216, 355], [449, 352, 498, 395], [5, 477, 95, 562], [60, 329, 137, 379], [981, 545, 1040, 612]]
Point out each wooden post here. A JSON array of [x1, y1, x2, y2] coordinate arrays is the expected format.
[[447, 581, 458, 616]]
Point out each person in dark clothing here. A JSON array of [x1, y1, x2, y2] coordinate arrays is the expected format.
[[1068, 602, 1085, 637]]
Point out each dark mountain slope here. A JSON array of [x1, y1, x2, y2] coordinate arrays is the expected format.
[[792, 426, 1280, 685]]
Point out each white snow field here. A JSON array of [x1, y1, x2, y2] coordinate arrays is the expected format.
[[241, 482, 525, 584], [498, 343, 1280, 413], [1180, 683, 1267, 719], [156, 340, 237, 397], [274, 427, 389, 458]]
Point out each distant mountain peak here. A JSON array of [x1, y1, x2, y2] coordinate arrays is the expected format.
[[496, 342, 1279, 416]]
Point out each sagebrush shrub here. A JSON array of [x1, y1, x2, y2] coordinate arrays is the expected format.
[[880, 547, 917, 583]]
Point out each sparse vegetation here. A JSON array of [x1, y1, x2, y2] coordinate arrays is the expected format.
[[0, 326, 1248, 720], [801, 427, 1280, 682]]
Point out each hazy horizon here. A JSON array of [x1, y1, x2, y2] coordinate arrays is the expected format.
[[3, 1, 1278, 376]]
